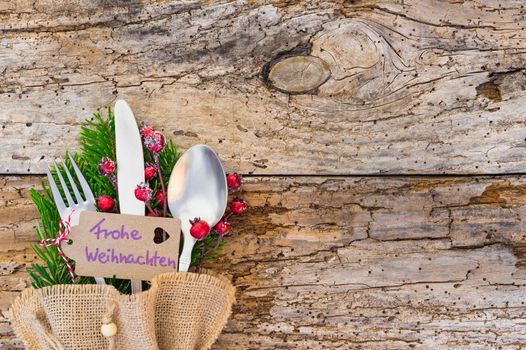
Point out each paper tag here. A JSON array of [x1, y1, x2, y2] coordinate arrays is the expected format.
[[62, 211, 181, 280]]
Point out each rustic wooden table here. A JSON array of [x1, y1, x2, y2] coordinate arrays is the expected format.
[[1, 1, 526, 349]]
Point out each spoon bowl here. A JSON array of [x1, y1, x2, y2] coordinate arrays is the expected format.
[[167, 144, 228, 272]]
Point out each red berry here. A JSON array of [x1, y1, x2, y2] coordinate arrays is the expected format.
[[144, 164, 157, 180], [214, 219, 231, 236], [97, 195, 115, 212], [98, 157, 116, 176], [226, 173, 242, 191], [144, 131, 166, 153], [134, 182, 153, 202], [189, 217, 210, 240], [230, 197, 247, 215], [155, 191, 165, 204], [140, 124, 155, 139]]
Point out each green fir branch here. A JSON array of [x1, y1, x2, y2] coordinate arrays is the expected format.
[[145, 139, 180, 216], [191, 234, 225, 267], [78, 109, 118, 201]]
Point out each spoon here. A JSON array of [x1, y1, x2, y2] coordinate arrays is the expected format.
[[167, 144, 228, 272]]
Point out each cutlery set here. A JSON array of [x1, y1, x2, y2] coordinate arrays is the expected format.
[[46, 99, 227, 292]]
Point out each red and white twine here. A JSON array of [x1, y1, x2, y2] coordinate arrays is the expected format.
[[39, 213, 75, 282]]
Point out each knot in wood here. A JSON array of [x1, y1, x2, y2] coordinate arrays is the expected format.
[[267, 55, 331, 94], [310, 20, 409, 104]]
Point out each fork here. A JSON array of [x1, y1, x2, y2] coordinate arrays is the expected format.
[[46, 153, 105, 285]]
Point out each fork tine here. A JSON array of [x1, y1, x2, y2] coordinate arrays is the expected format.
[[46, 167, 66, 219], [62, 160, 84, 204], [53, 160, 75, 207], [68, 153, 96, 203]]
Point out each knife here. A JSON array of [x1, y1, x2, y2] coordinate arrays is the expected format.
[[115, 99, 145, 294]]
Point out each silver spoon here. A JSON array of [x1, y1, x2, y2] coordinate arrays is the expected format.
[[167, 144, 228, 272]]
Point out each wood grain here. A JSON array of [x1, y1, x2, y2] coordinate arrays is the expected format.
[[1, 0, 526, 175], [1, 175, 526, 349]]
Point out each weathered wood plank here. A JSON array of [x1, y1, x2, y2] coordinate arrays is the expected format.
[[0, 176, 41, 244], [1, 175, 526, 348], [1, 1, 526, 175], [0, 243, 36, 350], [213, 175, 526, 349]]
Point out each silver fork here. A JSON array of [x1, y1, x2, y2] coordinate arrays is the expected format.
[[46, 153, 105, 285]]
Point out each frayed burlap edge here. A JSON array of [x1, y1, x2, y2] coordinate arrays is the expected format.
[[11, 287, 42, 350], [153, 271, 236, 350]]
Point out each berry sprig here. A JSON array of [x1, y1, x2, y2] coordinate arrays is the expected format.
[[194, 172, 247, 272], [134, 124, 168, 217], [96, 157, 117, 212]]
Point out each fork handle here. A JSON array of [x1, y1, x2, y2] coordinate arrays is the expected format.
[[94, 277, 106, 285]]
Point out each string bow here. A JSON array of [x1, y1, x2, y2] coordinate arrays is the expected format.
[[39, 213, 75, 282]]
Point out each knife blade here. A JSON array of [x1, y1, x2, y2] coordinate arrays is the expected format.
[[115, 99, 145, 293]]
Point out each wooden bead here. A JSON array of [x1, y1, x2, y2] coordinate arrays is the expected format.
[[101, 322, 117, 337]]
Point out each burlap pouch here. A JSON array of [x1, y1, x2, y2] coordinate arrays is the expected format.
[[10, 272, 235, 350]]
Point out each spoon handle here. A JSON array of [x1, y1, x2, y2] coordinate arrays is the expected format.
[[179, 233, 196, 272]]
